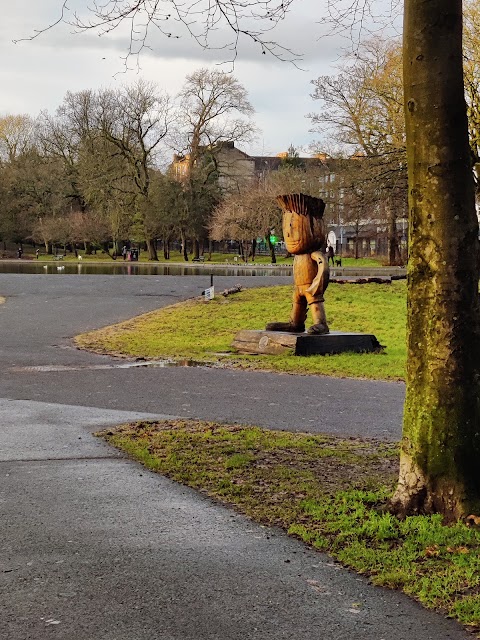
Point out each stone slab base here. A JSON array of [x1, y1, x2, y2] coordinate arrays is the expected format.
[[232, 330, 382, 356]]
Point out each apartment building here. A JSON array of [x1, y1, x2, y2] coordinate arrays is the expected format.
[[172, 141, 407, 258]]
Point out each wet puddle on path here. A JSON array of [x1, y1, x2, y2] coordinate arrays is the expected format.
[[10, 359, 222, 373]]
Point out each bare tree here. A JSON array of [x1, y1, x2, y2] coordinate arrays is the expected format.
[[176, 68, 256, 173], [21, 0, 302, 70], [32, 215, 65, 254], [211, 163, 329, 262], [41, 82, 173, 259], [210, 189, 272, 261], [172, 68, 256, 259], [0, 115, 37, 163], [67, 209, 111, 255], [309, 37, 406, 265], [93, 80, 173, 259], [265, 164, 326, 198]]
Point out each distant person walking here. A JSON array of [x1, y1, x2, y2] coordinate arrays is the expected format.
[[326, 244, 335, 266], [122, 246, 127, 261]]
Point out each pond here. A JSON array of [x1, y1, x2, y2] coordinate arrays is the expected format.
[[0, 261, 293, 277]]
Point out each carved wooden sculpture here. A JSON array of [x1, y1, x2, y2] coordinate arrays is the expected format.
[[266, 193, 330, 334]]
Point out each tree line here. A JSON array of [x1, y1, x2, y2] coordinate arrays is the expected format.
[[0, 69, 256, 261], [2, 5, 480, 270]]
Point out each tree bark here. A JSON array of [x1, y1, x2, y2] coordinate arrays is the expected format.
[[102, 242, 114, 258], [180, 230, 189, 261], [390, 0, 480, 520], [386, 200, 400, 266], [163, 237, 170, 260], [193, 238, 200, 260], [250, 238, 256, 261], [146, 238, 158, 261]]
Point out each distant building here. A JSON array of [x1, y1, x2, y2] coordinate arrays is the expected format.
[[172, 141, 256, 192], [171, 141, 408, 258]]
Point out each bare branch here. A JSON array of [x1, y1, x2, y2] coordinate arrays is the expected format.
[[16, 0, 304, 71], [12, 0, 71, 45]]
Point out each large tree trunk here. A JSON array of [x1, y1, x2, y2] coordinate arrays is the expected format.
[[390, 0, 480, 520], [102, 242, 114, 259], [250, 238, 256, 261], [193, 238, 200, 260], [146, 238, 158, 261], [163, 237, 170, 260]]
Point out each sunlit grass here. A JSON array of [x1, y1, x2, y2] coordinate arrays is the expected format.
[[76, 281, 407, 380]]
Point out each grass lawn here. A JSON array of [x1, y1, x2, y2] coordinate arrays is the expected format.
[[76, 281, 407, 380], [100, 420, 480, 633]]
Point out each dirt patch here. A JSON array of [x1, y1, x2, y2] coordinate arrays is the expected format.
[[101, 419, 399, 499]]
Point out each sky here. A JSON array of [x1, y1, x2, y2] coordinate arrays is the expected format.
[[2, 0, 398, 158]]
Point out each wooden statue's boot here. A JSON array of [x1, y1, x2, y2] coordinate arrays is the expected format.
[[307, 301, 329, 334], [266, 301, 307, 333]]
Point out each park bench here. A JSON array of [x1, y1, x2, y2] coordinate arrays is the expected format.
[[53, 255, 64, 261], [192, 256, 205, 263]]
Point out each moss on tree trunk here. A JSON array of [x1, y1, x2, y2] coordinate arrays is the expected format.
[[390, 0, 480, 520]]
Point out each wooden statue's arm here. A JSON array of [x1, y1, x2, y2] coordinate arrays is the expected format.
[[306, 251, 330, 296]]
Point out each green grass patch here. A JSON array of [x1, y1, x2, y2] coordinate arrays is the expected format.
[[100, 420, 480, 632], [76, 281, 407, 380]]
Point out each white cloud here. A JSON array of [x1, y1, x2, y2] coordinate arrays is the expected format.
[[2, 0, 397, 156]]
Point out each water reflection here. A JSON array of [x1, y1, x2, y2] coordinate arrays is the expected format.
[[0, 261, 293, 277], [12, 358, 219, 372]]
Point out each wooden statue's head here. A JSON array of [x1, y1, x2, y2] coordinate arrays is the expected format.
[[277, 194, 326, 255]]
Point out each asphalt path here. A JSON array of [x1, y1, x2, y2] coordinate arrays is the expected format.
[[0, 273, 404, 438], [0, 272, 471, 639]]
